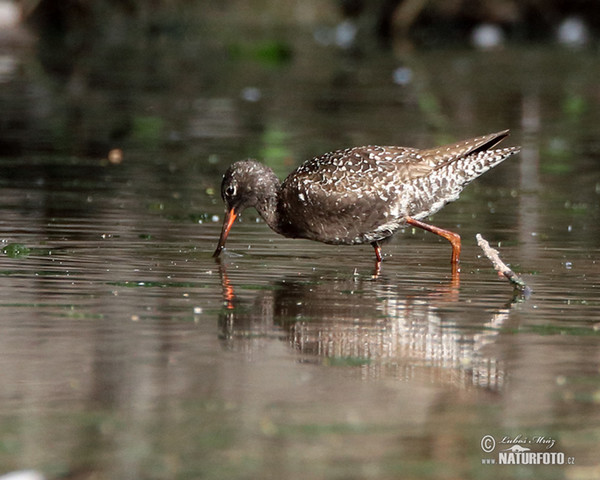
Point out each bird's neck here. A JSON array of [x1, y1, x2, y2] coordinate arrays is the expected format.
[[255, 194, 280, 231], [253, 171, 285, 234]]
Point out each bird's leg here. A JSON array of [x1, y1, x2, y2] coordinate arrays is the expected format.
[[370, 241, 383, 278], [371, 241, 383, 262], [406, 216, 461, 264]]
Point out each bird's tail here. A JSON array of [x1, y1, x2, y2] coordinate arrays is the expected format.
[[408, 146, 520, 220], [442, 145, 521, 183]]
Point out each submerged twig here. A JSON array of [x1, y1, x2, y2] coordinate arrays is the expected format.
[[476, 234, 531, 297]]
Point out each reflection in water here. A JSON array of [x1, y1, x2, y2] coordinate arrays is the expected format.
[[519, 93, 542, 263], [218, 263, 513, 391]]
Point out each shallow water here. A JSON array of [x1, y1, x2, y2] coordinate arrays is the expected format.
[[1, 15, 600, 480]]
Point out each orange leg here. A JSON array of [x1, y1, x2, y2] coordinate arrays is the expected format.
[[371, 241, 383, 262], [406, 216, 461, 264]]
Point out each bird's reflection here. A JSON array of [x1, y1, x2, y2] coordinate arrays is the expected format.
[[217, 262, 510, 390]]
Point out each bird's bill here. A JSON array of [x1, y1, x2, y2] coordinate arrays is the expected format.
[[213, 208, 238, 257]]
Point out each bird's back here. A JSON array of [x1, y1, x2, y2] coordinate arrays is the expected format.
[[276, 131, 519, 245]]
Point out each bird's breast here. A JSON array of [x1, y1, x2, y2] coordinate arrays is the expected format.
[[277, 176, 409, 245]]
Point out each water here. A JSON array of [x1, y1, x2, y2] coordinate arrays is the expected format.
[[1, 15, 600, 480]]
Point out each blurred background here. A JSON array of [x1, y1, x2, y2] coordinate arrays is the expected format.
[[2, 0, 599, 160]]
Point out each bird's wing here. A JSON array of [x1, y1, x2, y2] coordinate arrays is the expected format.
[[418, 130, 510, 168]]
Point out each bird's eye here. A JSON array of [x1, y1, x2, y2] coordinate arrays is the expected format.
[[225, 185, 237, 198]]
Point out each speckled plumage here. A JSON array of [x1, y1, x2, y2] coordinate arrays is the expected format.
[[213, 130, 520, 262]]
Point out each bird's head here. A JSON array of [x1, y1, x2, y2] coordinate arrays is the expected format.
[[213, 160, 278, 257]]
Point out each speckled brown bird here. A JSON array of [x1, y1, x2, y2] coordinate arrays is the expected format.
[[213, 130, 519, 264]]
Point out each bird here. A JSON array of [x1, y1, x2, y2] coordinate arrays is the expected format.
[[213, 130, 519, 264]]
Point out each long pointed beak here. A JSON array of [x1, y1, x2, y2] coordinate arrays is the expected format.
[[213, 208, 238, 257]]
